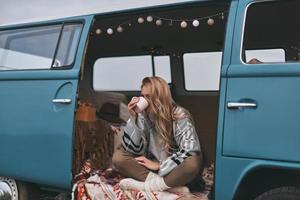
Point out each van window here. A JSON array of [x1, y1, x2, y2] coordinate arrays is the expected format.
[[183, 52, 222, 91], [245, 49, 285, 63], [242, 0, 299, 64], [93, 55, 171, 91], [53, 24, 83, 67], [0, 24, 82, 70], [154, 56, 171, 83]]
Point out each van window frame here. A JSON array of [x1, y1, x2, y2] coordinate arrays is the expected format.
[[0, 20, 84, 71], [240, 0, 294, 66]]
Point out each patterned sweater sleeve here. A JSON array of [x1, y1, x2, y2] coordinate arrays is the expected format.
[[158, 117, 201, 176], [121, 113, 148, 155]]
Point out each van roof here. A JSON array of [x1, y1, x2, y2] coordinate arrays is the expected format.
[[0, 0, 233, 27]]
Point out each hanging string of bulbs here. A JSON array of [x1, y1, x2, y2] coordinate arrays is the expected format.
[[94, 11, 227, 35]]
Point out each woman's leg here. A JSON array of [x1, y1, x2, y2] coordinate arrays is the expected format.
[[112, 148, 150, 181], [164, 155, 203, 188], [119, 154, 203, 192]]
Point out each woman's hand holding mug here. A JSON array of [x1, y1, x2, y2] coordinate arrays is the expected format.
[[128, 97, 139, 120], [128, 96, 149, 122]]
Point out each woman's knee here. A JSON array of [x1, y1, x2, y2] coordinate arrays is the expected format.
[[112, 149, 126, 169], [182, 155, 202, 176]]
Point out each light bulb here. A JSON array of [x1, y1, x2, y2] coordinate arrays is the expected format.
[[147, 16, 153, 22], [156, 19, 162, 26], [192, 20, 200, 27], [95, 28, 102, 35], [207, 18, 215, 26], [220, 13, 225, 20], [107, 28, 113, 35], [138, 17, 144, 24], [180, 21, 188, 28], [117, 26, 123, 33]]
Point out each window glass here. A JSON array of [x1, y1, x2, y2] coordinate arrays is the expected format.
[[243, 0, 300, 64], [93, 55, 172, 91], [245, 49, 285, 63], [154, 56, 171, 83], [183, 52, 222, 91], [53, 24, 83, 67], [93, 56, 153, 91], [0, 25, 62, 70]]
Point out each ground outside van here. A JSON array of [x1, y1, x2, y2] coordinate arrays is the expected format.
[[0, 0, 300, 199]]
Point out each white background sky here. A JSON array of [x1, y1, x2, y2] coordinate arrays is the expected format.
[[0, 0, 195, 26]]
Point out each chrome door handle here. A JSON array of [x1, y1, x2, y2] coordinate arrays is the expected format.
[[227, 102, 257, 109], [52, 99, 72, 104]]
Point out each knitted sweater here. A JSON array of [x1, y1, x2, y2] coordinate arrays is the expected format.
[[121, 106, 201, 176]]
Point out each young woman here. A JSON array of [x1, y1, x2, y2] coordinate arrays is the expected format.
[[112, 76, 202, 192]]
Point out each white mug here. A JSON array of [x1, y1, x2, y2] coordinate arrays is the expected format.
[[135, 97, 149, 113]]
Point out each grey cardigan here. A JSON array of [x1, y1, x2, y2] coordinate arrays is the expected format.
[[121, 107, 201, 176]]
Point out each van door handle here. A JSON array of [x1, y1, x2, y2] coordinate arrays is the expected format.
[[52, 99, 72, 104], [227, 102, 257, 109]]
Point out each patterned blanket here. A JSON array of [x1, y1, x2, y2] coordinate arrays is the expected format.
[[72, 163, 214, 200]]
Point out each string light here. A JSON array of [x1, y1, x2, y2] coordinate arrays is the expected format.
[[156, 19, 163, 26], [149, 49, 181, 58], [117, 26, 123, 33], [138, 17, 144, 24], [220, 13, 225, 20], [180, 21, 188, 28], [207, 18, 215, 26], [94, 11, 227, 36], [107, 28, 113, 35], [95, 28, 102, 35], [192, 20, 200, 27], [147, 16, 153, 22]]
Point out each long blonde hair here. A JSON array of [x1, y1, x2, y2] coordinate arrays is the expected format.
[[142, 76, 189, 153]]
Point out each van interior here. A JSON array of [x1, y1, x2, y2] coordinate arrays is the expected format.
[[73, 1, 230, 189]]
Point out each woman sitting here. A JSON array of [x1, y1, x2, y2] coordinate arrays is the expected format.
[[112, 76, 202, 192]]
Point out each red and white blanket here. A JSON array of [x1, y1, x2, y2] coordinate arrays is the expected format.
[[72, 163, 214, 200]]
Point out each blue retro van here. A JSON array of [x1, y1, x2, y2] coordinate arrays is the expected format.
[[1, 0, 300, 199]]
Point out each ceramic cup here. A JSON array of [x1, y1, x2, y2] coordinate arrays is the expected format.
[[134, 97, 149, 113]]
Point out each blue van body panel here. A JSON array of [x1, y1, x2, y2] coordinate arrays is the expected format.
[[216, 0, 300, 199], [227, 63, 300, 77], [223, 75, 300, 162], [0, 79, 78, 188], [0, 15, 93, 189], [0, 70, 79, 80], [223, 0, 300, 163], [216, 157, 300, 200]]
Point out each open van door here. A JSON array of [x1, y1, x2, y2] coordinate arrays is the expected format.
[[0, 16, 93, 189]]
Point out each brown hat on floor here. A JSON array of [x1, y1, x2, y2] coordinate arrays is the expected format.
[[97, 102, 127, 124]]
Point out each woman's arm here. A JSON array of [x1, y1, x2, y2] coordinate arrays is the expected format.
[[158, 118, 201, 176], [121, 113, 149, 155]]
